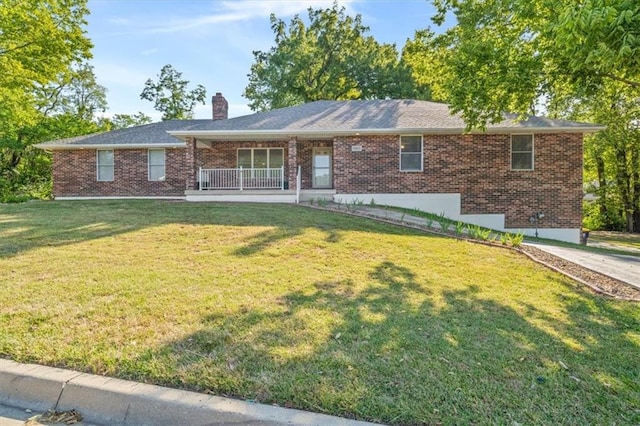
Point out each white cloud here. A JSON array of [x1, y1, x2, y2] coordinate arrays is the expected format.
[[108, 17, 131, 25], [93, 62, 150, 89], [141, 48, 160, 56], [144, 0, 355, 34]]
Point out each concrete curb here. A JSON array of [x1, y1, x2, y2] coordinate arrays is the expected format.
[[0, 359, 381, 426]]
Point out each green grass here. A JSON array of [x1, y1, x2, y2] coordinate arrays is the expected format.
[[1, 200, 639, 425], [380, 204, 640, 257]]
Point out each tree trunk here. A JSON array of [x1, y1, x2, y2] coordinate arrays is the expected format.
[[596, 156, 608, 220]]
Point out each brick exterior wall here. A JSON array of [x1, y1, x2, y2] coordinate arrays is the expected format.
[[52, 148, 186, 197], [50, 132, 583, 230], [333, 133, 583, 229], [297, 140, 334, 189]]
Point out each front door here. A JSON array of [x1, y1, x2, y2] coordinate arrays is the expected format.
[[312, 147, 332, 188]]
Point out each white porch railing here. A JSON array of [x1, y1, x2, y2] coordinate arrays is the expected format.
[[199, 166, 285, 190]]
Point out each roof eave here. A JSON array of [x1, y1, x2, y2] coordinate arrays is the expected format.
[[167, 126, 606, 141], [34, 142, 187, 150]]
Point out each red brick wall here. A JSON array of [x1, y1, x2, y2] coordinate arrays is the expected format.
[[52, 148, 186, 197], [296, 140, 333, 189], [333, 133, 583, 229]]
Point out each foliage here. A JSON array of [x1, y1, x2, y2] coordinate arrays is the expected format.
[[0, 1, 92, 202], [0, 0, 92, 133], [576, 84, 640, 232], [415, 0, 640, 128], [468, 225, 489, 241], [140, 64, 206, 120], [407, 0, 640, 232], [508, 232, 526, 248], [244, 2, 423, 111], [436, 212, 451, 231], [36, 63, 107, 121], [102, 112, 153, 131]]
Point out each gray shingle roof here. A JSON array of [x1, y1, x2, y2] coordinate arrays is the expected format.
[[35, 120, 208, 148], [36, 100, 603, 149], [184, 100, 601, 132]]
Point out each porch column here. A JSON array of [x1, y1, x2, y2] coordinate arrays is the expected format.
[[185, 137, 196, 190], [287, 137, 298, 190]]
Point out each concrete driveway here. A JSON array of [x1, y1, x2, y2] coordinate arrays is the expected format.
[[526, 243, 640, 290]]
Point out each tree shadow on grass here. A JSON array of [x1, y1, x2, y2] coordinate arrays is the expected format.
[[122, 261, 640, 425], [0, 199, 437, 258]]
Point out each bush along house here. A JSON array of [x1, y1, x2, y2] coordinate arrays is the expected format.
[[36, 93, 604, 243]]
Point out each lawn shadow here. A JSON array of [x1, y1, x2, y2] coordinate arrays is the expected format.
[[0, 199, 441, 258], [123, 261, 640, 425]]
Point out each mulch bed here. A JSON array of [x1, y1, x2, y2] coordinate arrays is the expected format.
[[520, 245, 640, 301]]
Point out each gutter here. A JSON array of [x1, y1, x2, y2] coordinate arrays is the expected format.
[[34, 143, 187, 150], [167, 126, 606, 141]]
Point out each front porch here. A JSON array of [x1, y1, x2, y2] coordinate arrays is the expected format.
[[186, 138, 335, 197]]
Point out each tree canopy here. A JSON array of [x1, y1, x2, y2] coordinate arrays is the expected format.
[[140, 64, 206, 120], [407, 0, 640, 128], [405, 0, 640, 231], [244, 3, 424, 111], [0, 0, 93, 201]]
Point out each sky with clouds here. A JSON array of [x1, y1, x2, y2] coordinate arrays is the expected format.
[[87, 1, 444, 121]]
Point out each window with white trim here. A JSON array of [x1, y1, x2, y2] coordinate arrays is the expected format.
[[400, 135, 423, 171], [96, 149, 114, 181], [237, 148, 284, 169], [148, 149, 166, 181], [511, 135, 534, 170]]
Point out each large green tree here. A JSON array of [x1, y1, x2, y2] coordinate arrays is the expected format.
[[411, 0, 640, 127], [0, 0, 93, 201], [140, 64, 206, 120], [404, 0, 640, 231], [244, 3, 423, 112]]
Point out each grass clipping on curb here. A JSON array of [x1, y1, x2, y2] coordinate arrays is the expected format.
[[1, 200, 639, 425]]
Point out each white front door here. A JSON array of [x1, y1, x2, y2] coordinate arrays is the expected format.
[[312, 147, 332, 188]]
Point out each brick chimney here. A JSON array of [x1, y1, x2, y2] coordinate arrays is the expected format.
[[212, 92, 228, 120]]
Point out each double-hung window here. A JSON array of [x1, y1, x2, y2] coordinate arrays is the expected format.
[[400, 135, 423, 171], [97, 149, 114, 181], [148, 149, 166, 181], [511, 135, 534, 170]]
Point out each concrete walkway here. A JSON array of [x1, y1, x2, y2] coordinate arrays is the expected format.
[[526, 243, 640, 290], [0, 359, 380, 426]]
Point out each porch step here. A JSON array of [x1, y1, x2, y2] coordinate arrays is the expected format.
[[185, 189, 296, 203], [184, 189, 336, 203]]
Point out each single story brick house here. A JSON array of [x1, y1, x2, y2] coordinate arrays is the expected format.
[[36, 93, 603, 243]]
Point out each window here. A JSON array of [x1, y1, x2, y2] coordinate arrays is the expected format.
[[511, 135, 534, 170], [148, 149, 165, 181], [97, 150, 114, 181], [400, 135, 423, 171], [237, 148, 284, 169]]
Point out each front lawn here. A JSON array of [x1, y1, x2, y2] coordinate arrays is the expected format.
[[1, 200, 638, 425]]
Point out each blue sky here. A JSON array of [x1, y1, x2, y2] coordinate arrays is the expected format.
[[87, 1, 442, 120]]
